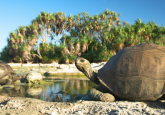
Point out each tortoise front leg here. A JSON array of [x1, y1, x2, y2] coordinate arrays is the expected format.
[[87, 86, 115, 102], [3, 79, 12, 85]]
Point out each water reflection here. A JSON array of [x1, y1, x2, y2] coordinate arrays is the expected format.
[[0, 78, 96, 102]]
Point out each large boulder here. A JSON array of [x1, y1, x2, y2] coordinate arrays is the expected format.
[[25, 72, 42, 83]]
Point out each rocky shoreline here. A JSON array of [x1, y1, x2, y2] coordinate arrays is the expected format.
[[0, 62, 164, 115], [8, 62, 106, 76]]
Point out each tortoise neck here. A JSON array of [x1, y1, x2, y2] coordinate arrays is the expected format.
[[91, 71, 100, 85], [84, 65, 100, 85]]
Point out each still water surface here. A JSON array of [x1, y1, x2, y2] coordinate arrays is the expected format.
[[0, 76, 96, 102]]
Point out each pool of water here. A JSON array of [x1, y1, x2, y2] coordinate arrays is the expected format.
[[0, 77, 96, 102]]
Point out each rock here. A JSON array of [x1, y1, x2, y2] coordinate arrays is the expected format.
[[51, 111, 57, 115], [44, 72, 50, 76], [25, 72, 42, 83], [20, 78, 26, 83], [39, 110, 45, 114]]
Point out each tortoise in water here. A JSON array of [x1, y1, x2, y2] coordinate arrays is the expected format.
[[75, 43, 165, 101], [0, 60, 22, 85]]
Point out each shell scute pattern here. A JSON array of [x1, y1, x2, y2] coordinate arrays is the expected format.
[[97, 43, 165, 100]]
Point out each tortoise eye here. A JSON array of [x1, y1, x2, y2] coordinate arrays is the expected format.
[[80, 59, 84, 62]]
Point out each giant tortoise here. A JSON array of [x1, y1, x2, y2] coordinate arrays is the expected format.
[[75, 43, 165, 101], [0, 60, 22, 85]]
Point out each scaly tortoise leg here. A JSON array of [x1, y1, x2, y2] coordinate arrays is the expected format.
[[0, 79, 13, 85], [4, 79, 12, 85], [87, 86, 115, 102]]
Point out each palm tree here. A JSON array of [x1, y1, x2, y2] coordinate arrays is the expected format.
[[19, 35, 24, 45], [122, 21, 128, 27], [9, 31, 16, 46], [74, 38, 81, 55], [66, 35, 75, 54], [100, 12, 106, 22], [80, 35, 88, 53], [19, 25, 26, 36], [142, 24, 152, 42]]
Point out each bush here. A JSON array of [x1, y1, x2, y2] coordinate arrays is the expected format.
[[94, 50, 113, 62], [69, 54, 77, 62], [0, 47, 12, 62]]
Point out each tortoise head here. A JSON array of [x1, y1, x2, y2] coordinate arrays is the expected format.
[[75, 57, 100, 85]]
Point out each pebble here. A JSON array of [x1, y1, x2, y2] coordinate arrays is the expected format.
[[51, 111, 57, 115]]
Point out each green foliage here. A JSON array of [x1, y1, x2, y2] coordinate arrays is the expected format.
[[99, 45, 107, 52], [94, 50, 113, 62], [82, 49, 96, 62], [80, 35, 88, 44], [1, 10, 165, 63], [16, 56, 22, 62], [30, 49, 36, 54], [19, 43, 27, 51], [113, 37, 125, 45], [0, 47, 12, 61], [68, 54, 77, 61], [155, 40, 164, 46], [59, 43, 67, 49], [40, 45, 62, 63], [54, 50, 61, 61], [63, 55, 69, 61]]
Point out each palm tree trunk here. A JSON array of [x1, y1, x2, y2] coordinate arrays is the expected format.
[[116, 43, 124, 52], [81, 43, 87, 53], [75, 43, 80, 54], [63, 48, 70, 57], [69, 44, 75, 53]]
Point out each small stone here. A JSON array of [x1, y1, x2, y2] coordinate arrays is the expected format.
[[44, 110, 51, 114], [51, 112, 57, 115], [145, 107, 150, 112], [9, 113, 15, 115], [69, 103, 73, 106], [39, 110, 45, 114], [18, 106, 24, 109]]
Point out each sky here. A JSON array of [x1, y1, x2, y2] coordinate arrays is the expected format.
[[0, 0, 165, 52]]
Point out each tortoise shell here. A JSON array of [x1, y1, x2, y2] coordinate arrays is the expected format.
[[98, 43, 165, 101], [0, 60, 15, 79]]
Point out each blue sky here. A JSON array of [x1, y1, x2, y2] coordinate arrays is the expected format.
[[0, 0, 165, 52]]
